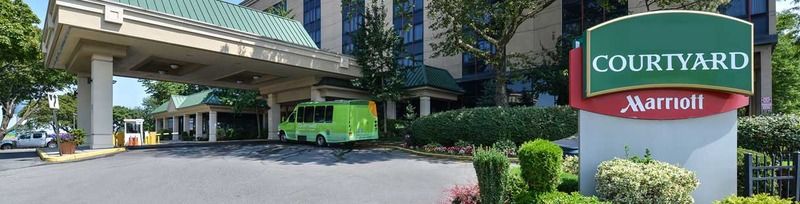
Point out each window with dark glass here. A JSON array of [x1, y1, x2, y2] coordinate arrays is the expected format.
[[304, 0, 322, 48], [324, 106, 334, 123], [561, 0, 627, 38], [286, 111, 296, 122], [303, 106, 315, 123], [394, 0, 424, 67], [296, 107, 305, 123], [314, 106, 325, 123], [342, 0, 365, 55], [721, 0, 770, 37]]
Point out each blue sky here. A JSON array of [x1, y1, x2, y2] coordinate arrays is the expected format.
[[23, 0, 243, 108]]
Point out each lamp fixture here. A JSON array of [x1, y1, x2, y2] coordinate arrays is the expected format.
[[158, 70, 166, 75], [236, 80, 243, 84], [169, 64, 180, 70], [252, 75, 261, 80]]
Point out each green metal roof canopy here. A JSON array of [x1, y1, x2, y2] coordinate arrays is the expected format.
[[151, 90, 224, 114], [112, 0, 319, 49], [316, 65, 464, 93]]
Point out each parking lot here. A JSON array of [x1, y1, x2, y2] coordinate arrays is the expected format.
[[0, 143, 476, 204]]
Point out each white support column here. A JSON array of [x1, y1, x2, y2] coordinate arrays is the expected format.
[[386, 100, 397, 119], [420, 96, 431, 116], [195, 112, 203, 140], [89, 54, 114, 149], [267, 94, 280, 140], [310, 87, 324, 102], [182, 114, 190, 135], [209, 111, 217, 142], [77, 75, 92, 134], [162, 117, 167, 131], [154, 118, 160, 132], [172, 116, 179, 141]]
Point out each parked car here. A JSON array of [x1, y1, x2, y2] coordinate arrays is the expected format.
[[0, 131, 56, 150]]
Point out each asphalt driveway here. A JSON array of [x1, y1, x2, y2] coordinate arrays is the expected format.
[[0, 143, 476, 204], [0, 149, 43, 171]]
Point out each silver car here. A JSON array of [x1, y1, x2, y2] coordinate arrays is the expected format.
[[0, 132, 56, 150]]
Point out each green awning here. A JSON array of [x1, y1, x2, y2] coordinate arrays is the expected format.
[[112, 0, 318, 49]]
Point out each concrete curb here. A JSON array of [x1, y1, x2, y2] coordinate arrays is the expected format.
[[127, 139, 275, 150], [376, 145, 520, 163], [36, 148, 127, 163]]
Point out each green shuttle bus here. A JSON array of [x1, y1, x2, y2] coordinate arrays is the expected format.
[[278, 100, 379, 146]]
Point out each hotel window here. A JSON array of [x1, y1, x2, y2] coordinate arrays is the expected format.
[[720, 0, 770, 37], [561, 0, 627, 38], [303, 0, 322, 48], [342, 0, 365, 55], [394, 0, 424, 67]]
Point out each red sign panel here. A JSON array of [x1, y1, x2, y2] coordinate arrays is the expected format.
[[569, 48, 749, 120]]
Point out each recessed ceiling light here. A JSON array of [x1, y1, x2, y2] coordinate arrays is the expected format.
[[158, 70, 166, 75], [169, 64, 180, 69], [252, 75, 261, 80], [236, 80, 243, 84]]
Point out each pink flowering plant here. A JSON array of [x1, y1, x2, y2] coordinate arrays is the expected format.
[[441, 183, 480, 204], [414, 140, 518, 157]]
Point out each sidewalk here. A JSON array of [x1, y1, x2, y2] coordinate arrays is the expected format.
[[126, 139, 275, 150], [36, 146, 126, 163]]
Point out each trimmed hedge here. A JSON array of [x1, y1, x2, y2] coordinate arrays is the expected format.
[[557, 173, 579, 193], [411, 106, 577, 146], [714, 194, 793, 204], [473, 148, 510, 204], [596, 158, 699, 203], [739, 114, 800, 153], [519, 139, 563, 193]]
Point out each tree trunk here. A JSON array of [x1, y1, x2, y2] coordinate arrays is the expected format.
[[494, 49, 509, 107]]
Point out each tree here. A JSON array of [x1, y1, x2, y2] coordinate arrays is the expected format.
[[772, 12, 800, 114], [344, 0, 408, 132], [428, 0, 556, 106], [19, 92, 77, 132], [518, 37, 571, 105], [0, 0, 40, 63], [613, 0, 730, 11], [264, 3, 294, 18]]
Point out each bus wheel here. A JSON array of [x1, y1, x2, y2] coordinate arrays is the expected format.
[[278, 131, 287, 142], [316, 135, 327, 147]]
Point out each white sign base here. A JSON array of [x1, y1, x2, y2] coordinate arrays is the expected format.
[[579, 110, 736, 204]]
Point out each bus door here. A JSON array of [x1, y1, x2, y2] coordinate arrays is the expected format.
[[296, 106, 316, 142]]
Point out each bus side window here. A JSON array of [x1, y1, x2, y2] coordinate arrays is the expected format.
[[314, 106, 325, 123], [304, 106, 315, 123], [287, 111, 296, 123], [297, 107, 305, 123], [325, 106, 333, 123]]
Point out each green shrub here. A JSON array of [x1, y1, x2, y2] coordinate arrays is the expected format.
[[738, 114, 800, 153], [455, 140, 473, 148], [557, 173, 578, 193], [595, 158, 699, 203], [180, 131, 193, 141], [505, 167, 528, 203], [411, 106, 577, 146], [535, 192, 608, 204], [714, 194, 793, 204], [519, 139, 563, 193], [473, 148, 510, 204], [562, 155, 579, 175], [736, 148, 776, 196], [493, 140, 516, 152]]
